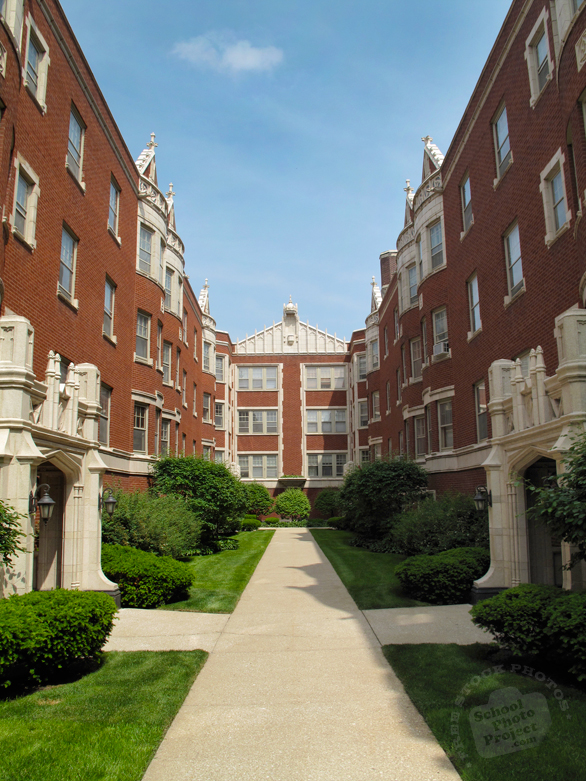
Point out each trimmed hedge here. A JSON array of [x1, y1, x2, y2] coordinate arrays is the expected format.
[[242, 519, 261, 531], [470, 583, 569, 656], [101, 545, 194, 608], [395, 547, 490, 605], [0, 589, 117, 687], [546, 592, 586, 680]]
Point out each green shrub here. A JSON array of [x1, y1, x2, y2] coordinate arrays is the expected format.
[[471, 583, 570, 656], [101, 544, 194, 608], [242, 519, 261, 531], [327, 516, 349, 530], [339, 458, 427, 539], [0, 499, 26, 566], [274, 488, 311, 521], [102, 490, 201, 559], [151, 456, 247, 546], [245, 483, 273, 517], [545, 592, 586, 680], [391, 492, 489, 556], [0, 589, 117, 687], [219, 517, 242, 536], [395, 547, 490, 605], [314, 489, 341, 519]]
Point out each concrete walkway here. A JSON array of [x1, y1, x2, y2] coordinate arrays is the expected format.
[[142, 529, 461, 781]]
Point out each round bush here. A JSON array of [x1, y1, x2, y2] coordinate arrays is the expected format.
[[101, 544, 194, 608], [245, 483, 273, 517], [395, 547, 490, 605], [471, 583, 569, 656], [242, 519, 261, 531], [0, 589, 117, 687], [274, 488, 311, 521], [314, 489, 341, 519]]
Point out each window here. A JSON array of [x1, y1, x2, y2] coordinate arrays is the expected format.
[[461, 175, 473, 233], [398, 430, 404, 456], [410, 338, 422, 379], [433, 308, 449, 347], [525, 11, 553, 104], [161, 419, 170, 456], [401, 344, 407, 382], [138, 225, 153, 274], [369, 340, 379, 371], [408, 265, 418, 305], [67, 107, 85, 183], [215, 403, 224, 428], [203, 342, 211, 372], [238, 409, 278, 434], [25, 19, 49, 109], [416, 235, 423, 280], [14, 169, 31, 238], [360, 449, 370, 465], [426, 405, 432, 453], [358, 401, 368, 427], [429, 221, 444, 268], [162, 341, 172, 383], [159, 239, 165, 284], [203, 393, 211, 422], [203, 445, 212, 461], [493, 106, 512, 179], [357, 354, 367, 380], [157, 322, 162, 368], [182, 371, 187, 405], [175, 423, 180, 456], [415, 416, 427, 457], [421, 319, 428, 366], [551, 170, 567, 231], [108, 180, 120, 235], [372, 443, 382, 461], [11, 156, 40, 247], [475, 381, 488, 442], [308, 453, 346, 478], [193, 383, 197, 416], [98, 384, 111, 446], [438, 400, 453, 450], [238, 366, 278, 390], [135, 312, 150, 360], [386, 381, 390, 412], [164, 267, 173, 307], [307, 409, 346, 434], [397, 369, 402, 402], [175, 348, 180, 387], [59, 226, 77, 302], [384, 326, 389, 356], [505, 223, 524, 297], [216, 355, 225, 382], [305, 365, 345, 389], [193, 327, 198, 359], [215, 450, 224, 464], [154, 409, 160, 455], [394, 308, 399, 340], [103, 278, 115, 339], [468, 274, 481, 333], [239, 454, 278, 479], [372, 391, 380, 421], [182, 433, 186, 455], [133, 403, 147, 453]]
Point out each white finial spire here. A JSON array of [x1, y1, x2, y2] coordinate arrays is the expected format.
[[371, 276, 376, 287], [421, 135, 433, 146], [166, 183, 176, 200], [404, 179, 414, 195], [204, 278, 209, 289], [147, 133, 158, 150]]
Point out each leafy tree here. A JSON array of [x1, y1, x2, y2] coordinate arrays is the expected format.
[[525, 431, 586, 567], [274, 488, 311, 521], [314, 488, 342, 519], [245, 482, 273, 517], [0, 500, 26, 566], [339, 457, 428, 539], [151, 456, 246, 545]]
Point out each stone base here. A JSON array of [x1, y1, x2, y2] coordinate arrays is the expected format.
[[90, 587, 121, 608], [470, 585, 507, 604]]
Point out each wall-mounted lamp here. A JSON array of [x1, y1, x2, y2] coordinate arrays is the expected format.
[[473, 485, 492, 513], [98, 488, 117, 517], [29, 484, 56, 524]]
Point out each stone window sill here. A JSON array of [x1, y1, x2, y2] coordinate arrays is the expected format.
[[57, 289, 78, 311], [134, 354, 154, 367], [103, 331, 117, 345], [65, 163, 86, 194]]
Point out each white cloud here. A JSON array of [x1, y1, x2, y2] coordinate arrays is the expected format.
[[172, 32, 283, 75]]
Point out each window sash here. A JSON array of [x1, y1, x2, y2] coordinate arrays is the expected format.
[[203, 342, 211, 372], [408, 265, 418, 304], [433, 309, 448, 344], [162, 342, 171, 383], [438, 401, 453, 450], [139, 226, 152, 273], [410, 338, 422, 379], [239, 366, 277, 390], [103, 280, 114, 337], [370, 341, 379, 370], [59, 228, 75, 298], [536, 32, 549, 92], [98, 384, 110, 445], [133, 404, 146, 453], [372, 392, 380, 420], [468, 276, 481, 332], [506, 225, 523, 295], [415, 416, 426, 456], [164, 268, 172, 306], [15, 174, 29, 235], [359, 401, 368, 427], [108, 182, 119, 232], [551, 171, 566, 231], [215, 403, 224, 428], [495, 107, 511, 177], [358, 354, 367, 380], [239, 454, 277, 479], [429, 222, 443, 268], [422, 319, 428, 364], [308, 453, 346, 478], [26, 36, 40, 96], [215, 355, 224, 381], [67, 111, 83, 179], [462, 178, 472, 231], [136, 313, 149, 358], [203, 393, 211, 421]]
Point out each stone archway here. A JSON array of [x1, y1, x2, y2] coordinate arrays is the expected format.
[[524, 457, 562, 587], [34, 462, 66, 591]]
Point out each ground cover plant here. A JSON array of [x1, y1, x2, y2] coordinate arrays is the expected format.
[[0, 650, 207, 781], [101, 544, 194, 608], [395, 547, 490, 605], [383, 642, 586, 781], [161, 530, 274, 612], [311, 529, 429, 609]]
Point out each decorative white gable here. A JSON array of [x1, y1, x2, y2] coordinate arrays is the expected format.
[[135, 133, 158, 183], [235, 298, 348, 355], [371, 277, 382, 312], [199, 279, 210, 315], [421, 135, 445, 180], [404, 179, 414, 227]]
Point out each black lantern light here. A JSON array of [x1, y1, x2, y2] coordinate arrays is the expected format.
[[473, 485, 492, 513], [36, 484, 56, 524], [99, 488, 117, 517]]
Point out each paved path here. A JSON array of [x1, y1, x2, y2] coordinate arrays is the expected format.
[[104, 609, 229, 653], [142, 529, 461, 781]]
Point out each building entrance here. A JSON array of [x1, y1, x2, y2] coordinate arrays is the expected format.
[[34, 463, 65, 591], [524, 457, 563, 587]]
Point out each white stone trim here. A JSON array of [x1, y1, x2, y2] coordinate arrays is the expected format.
[[524, 7, 554, 107], [10, 153, 40, 250], [539, 148, 572, 246], [23, 13, 50, 113]]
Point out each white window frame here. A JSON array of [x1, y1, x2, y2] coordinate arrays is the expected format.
[[98, 383, 111, 446], [193, 383, 197, 417], [410, 337, 422, 380], [433, 307, 449, 347], [175, 347, 181, 389], [408, 264, 418, 305], [138, 224, 153, 275], [238, 409, 278, 435], [160, 418, 170, 456], [215, 402, 225, 429], [368, 340, 379, 372], [66, 105, 85, 187], [415, 415, 427, 457], [461, 174, 473, 235], [203, 341, 212, 373], [360, 448, 370, 465], [58, 224, 78, 306], [203, 445, 212, 461], [239, 454, 278, 480], [504, 222, 524, 300], [384, 326, 389, 357], [203, 392, 211, 423], [238, 366, 278, 390], [103, 277, 116, 341], [182, 370, 187, 406], [305, 365, 345, 390], [135, 311, 152, 364], [372, 391, 380, 421], [429, 220, 444, 269], [24, 15, 49, 112], [397, 368, 402, 403], [525, 9, 554, 106], [216, 354, 225, 382], [492, 104, 512, 182], [108, 178, 120, 240], [468, 273, 481, 335], [438, 400, 453, 451], [386, 381, 391, 412], [162, 341, 172, 384], [358, 400, 368, 428], [539, 149, 571, 246], [164, 267, 173, 307], [307, 453, 346, 479], [357, 353, 367, 381], [11, 154, 39, 249], [133, 403, 148, 454], [306, 408, 347, 434], [475, 381, 488, 442]]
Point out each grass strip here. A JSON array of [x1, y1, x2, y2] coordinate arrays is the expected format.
[[383, 643, 586, 781], [311, 529, 429, 609], [0, 650, 207, 781], [162, 529, 274, 612]]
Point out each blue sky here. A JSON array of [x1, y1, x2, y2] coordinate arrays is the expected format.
[[61, 0, 512, 342]]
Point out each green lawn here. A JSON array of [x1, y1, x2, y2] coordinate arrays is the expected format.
[[0, 650, 206, 781], [311, 529, 429, 609], [162, 529, 274, 612], [384, 643, 586, 781]]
